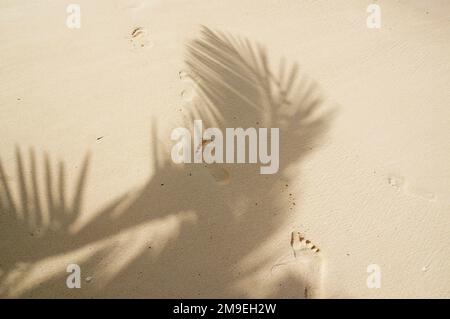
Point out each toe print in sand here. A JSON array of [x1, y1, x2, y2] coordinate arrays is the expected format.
[[271, 232, 323, 298]]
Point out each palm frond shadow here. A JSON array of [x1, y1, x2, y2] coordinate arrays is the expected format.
[[0, 148, 91, 296], [185, 26, 331, 172], [1, 26, 335, 298]]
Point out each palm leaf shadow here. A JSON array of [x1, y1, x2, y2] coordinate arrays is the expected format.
[[0, 148, 91, 296]]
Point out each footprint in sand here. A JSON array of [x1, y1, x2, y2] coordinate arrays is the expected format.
[[387, 174, 437, 202], [387, 175, 405, 188], [271, 232, 323, 298], [179, 70, 198, 102], [207, 165, 230, 185], [130, 27, 153, 49], [198, 138, 231, 185]]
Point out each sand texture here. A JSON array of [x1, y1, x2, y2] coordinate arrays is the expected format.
[[0, 0, 449, 298]]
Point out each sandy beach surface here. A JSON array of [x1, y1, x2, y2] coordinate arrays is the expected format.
[[0, 0, 449, 298]]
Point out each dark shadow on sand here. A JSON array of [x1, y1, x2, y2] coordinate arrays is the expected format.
[[0, 26, 334, 298]]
